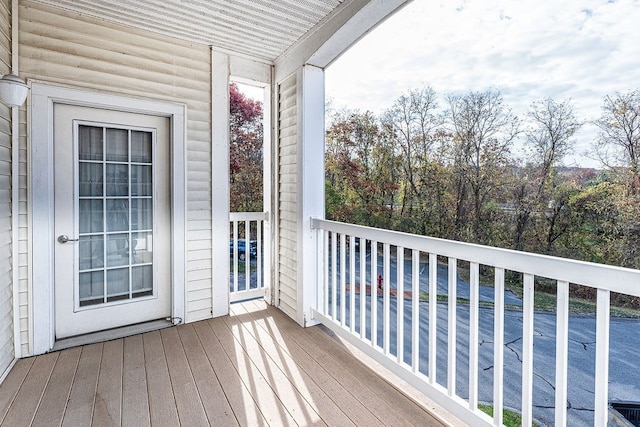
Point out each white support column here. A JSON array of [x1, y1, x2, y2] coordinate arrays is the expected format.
[[211, 50, 231, 317], [297, 64, 325, 327]]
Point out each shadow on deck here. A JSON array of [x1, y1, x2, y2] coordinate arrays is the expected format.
[[0, 300, 448, 426]]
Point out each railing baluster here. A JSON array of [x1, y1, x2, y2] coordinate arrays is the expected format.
[[323, 230, 329, 316], [469, 262, 479, 410], [383, 243, 391, 355], [412, 249, 420, 373], [350, 235, 356, 333], [340, 233, 347, 327], [233, 220, 239, 293], [244, 220, 250, 293], [594, 289, 610, 427], [256, 219, 262, 290], [331, 231, 337, 322], [360, 238, 366, 340], [522, 273, 535, 427], [397, 246, 405, 364], [555, 280, 569, 426], [493, 267, 505, 427], [428, 252, 437, 385], [371, 240, 378, 348], [447, 257, 457, 397]]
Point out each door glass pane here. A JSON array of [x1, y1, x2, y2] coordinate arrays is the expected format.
[[79, 199, 103, 233], [79, 163, 103, 197], [77, 125, 155, 308], [132, 265, 153, 294], [131, 165, 152, 196], [131, 198, 152, 230], [131, 131, 152, 163], [107, 234, 130, 267], [79, 235, 104, 270], [105, 128, 128, 161], [79, 271, 104, 307], [107, 268, 129, 302], [106, 164, 129, 196], [106, 199, 129, 232], [132, 232, 153, 264], [78, 126, 103, 161]]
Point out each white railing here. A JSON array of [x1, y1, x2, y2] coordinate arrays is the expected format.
[[310, 219, 640, 427], [229, 212, 269, 303]]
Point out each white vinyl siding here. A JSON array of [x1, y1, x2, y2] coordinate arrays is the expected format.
[[19, 0, 212, 353], [0, 0, 13, 373], [277, 74, 298, 320]]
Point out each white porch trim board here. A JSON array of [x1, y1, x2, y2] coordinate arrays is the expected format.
[[29, 83, 187, 355], [211, 49, 231, 318], [297, 64, 325, 327]]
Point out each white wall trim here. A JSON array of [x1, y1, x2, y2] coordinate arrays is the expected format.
[[274, 0, 411, 82], [30, 82, 187, 355], [211, 50, 231, 317], [297, 65, 325, 327]]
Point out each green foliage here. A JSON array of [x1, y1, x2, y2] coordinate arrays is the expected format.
[[478, 404, 526, 427]]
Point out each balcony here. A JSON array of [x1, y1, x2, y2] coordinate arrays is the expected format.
[[0, 300, 447, 426], [3, 215, 638, 426]]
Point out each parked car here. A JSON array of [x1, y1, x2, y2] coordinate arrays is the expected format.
[[229, 239, 257, 261]]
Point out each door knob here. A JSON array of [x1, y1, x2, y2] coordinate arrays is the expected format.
[[57, 235, 79, 243]]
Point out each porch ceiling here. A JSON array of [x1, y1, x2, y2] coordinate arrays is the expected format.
[[31, 0, 345, 63]]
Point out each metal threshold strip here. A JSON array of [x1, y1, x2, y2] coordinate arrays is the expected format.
[[52, 319, 173, 351]]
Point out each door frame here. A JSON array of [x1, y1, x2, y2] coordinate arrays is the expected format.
[[30, 82, 187, 355]]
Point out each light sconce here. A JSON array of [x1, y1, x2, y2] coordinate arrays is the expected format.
[[0, 74, 29, 108]]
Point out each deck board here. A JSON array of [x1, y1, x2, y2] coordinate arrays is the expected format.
[[31, 347, 81, 427], [0, 301, 446, 427], [176, 324, 239, 426], [121, 335, 151, 427], [2, 352, 57, 427], [142, 330, 180, 427], [192, 319, 268, 426], [62, 343, 102, 427], [160, 327, 209, 426], [0, 358, 34, 423], [93, 339, 123, 426]]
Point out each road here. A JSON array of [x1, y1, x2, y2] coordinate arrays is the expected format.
[[331, 250, 640, 426]]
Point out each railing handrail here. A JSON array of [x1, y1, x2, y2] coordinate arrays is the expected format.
[[230, 211, 269, 222], [311, 218, 640, 297]]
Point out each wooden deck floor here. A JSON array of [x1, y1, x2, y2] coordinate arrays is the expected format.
[[0, 300, 445, 426]]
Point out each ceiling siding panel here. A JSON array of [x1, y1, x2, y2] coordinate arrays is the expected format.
[[31, 0, 345, 62]]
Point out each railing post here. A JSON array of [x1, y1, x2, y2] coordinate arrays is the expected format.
[[297, 65, 324, 327]]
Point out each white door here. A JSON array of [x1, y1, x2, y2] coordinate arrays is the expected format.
[[54, 104, 171, 339]]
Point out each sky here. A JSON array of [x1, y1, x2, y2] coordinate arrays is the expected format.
[[325, 0, 640, 167]]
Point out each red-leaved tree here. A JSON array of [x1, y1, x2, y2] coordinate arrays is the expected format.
[[230, 83, 263, 212]]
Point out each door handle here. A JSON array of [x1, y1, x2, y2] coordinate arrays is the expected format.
[[57, 235, 79, 244]]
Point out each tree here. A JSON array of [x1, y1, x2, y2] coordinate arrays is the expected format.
[[594, 89, 640, 196], [229, 83, 263, 212], [325, 110, 399, 226], [383, 87, 453, 235], [446, 89, 519, 244], [512, 98, 581, 250]]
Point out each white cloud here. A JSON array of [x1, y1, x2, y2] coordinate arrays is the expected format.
[[326, 0, 640, 166]]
